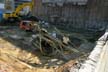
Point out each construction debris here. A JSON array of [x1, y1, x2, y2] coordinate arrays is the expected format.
[[0, 23, 102, 72], [27, 22, 82, 56]]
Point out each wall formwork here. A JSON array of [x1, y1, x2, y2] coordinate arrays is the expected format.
[[33, 0, 108, 31]]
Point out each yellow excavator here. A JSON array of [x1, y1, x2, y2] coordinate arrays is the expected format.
[[3, 0, 35, 22]]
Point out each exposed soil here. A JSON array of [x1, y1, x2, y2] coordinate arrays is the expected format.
[[0, 26, 99, 72]]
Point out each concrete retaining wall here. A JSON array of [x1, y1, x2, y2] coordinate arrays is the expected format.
[[70, 29, 108, 72], [33, 0, 108, 30]]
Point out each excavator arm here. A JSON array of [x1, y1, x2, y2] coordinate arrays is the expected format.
[[3, 0, 34, 20]]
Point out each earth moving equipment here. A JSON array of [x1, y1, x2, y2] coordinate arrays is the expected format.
[[3, 0, 34, 22], [19, 20, 41, 32], [20, 20, 34, 31]]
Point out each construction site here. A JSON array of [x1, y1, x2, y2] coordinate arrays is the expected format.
[[0, 0, 108, 72]]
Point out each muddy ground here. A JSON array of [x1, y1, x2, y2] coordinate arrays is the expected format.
[[0, 26, 102, 72]]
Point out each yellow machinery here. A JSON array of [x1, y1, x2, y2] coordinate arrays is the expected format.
[[3, 0, 34, 21]]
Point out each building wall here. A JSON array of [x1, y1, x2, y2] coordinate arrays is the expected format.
[[34, 0, 108, 30]]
